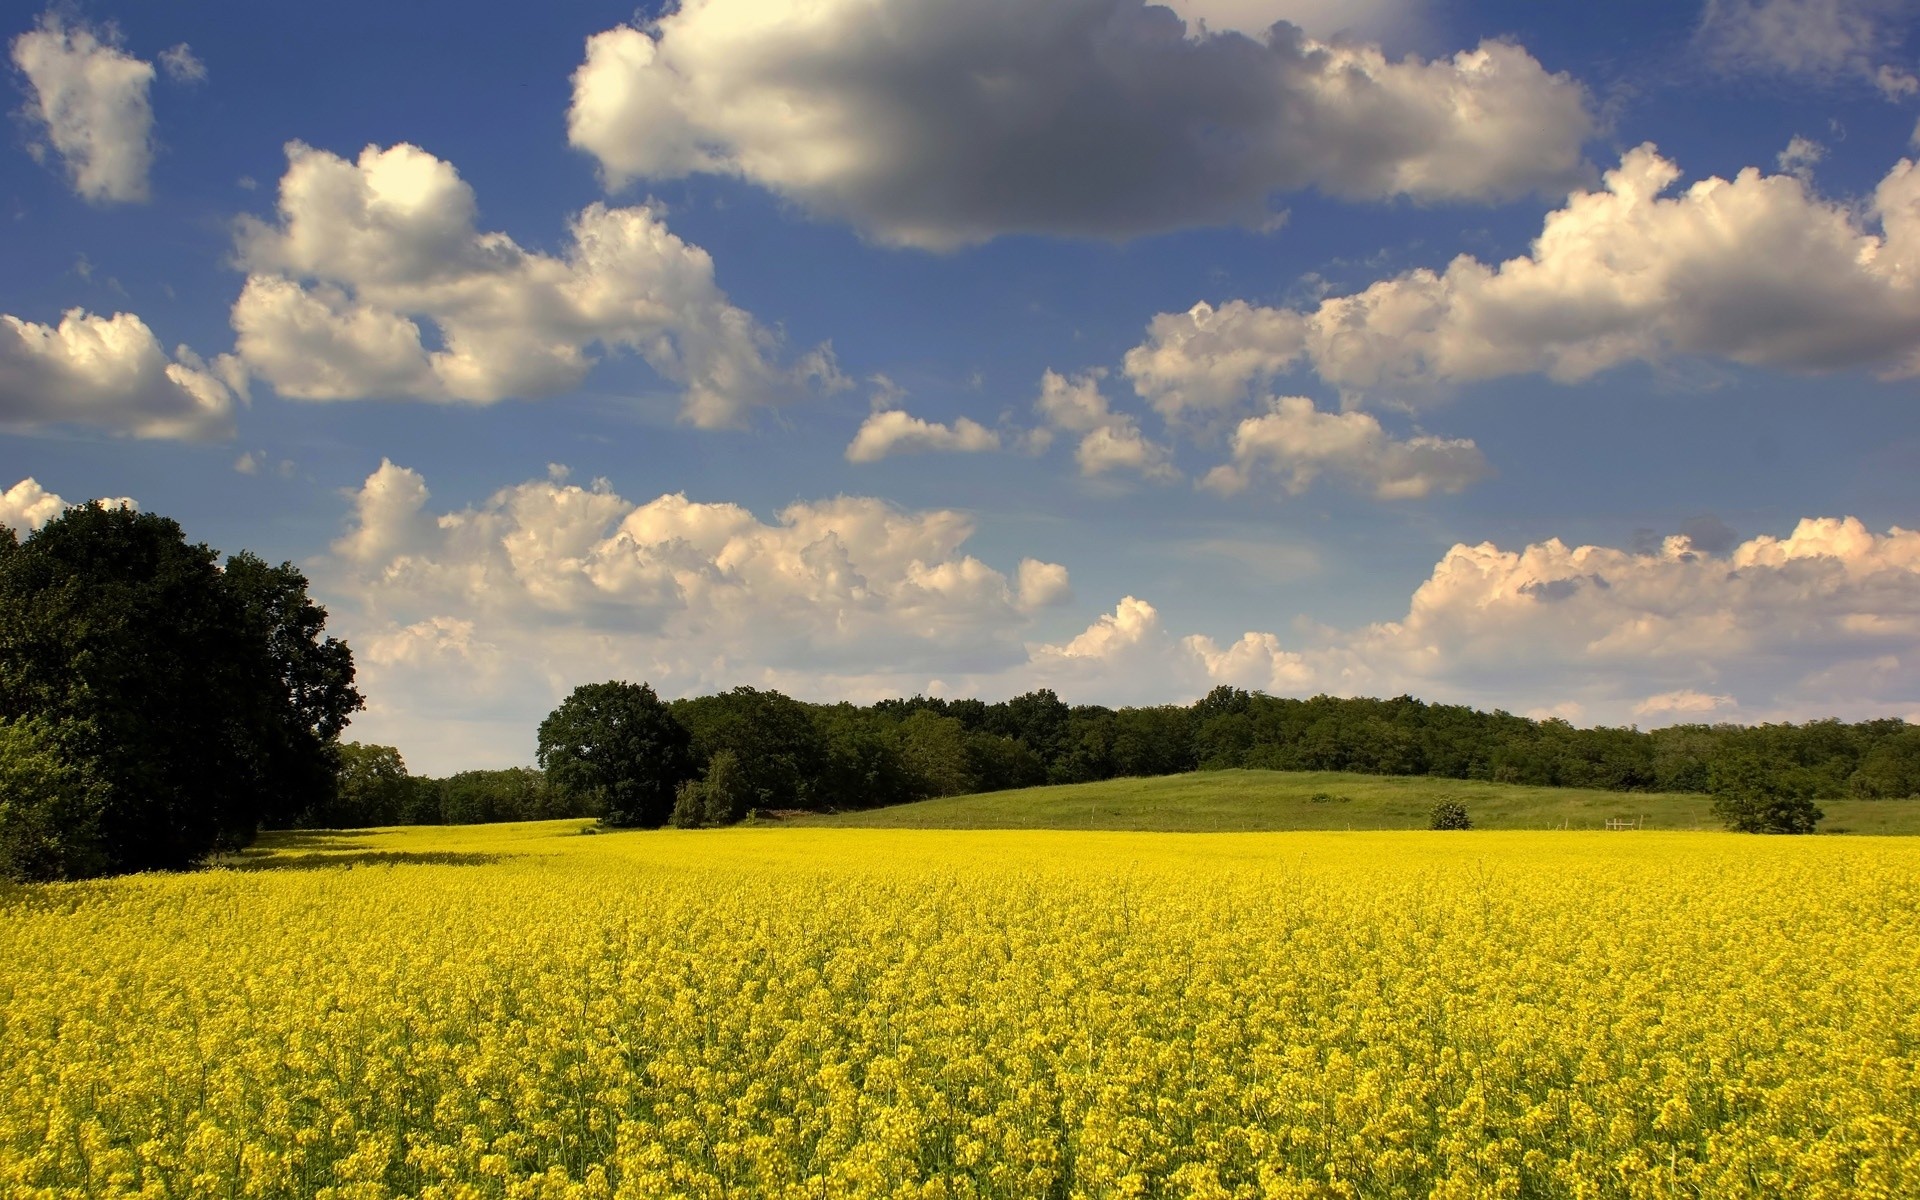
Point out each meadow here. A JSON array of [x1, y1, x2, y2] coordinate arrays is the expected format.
[[796, 768, 1920, 835], [2, 820, 1917, 1198]]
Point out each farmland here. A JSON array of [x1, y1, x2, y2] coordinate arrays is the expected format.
[[797, 768, 1920, 835], [4, 820, 1918, 1197]]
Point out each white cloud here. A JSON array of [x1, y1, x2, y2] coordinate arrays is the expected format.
[[1079, 515, 1920, 725], [1200, 395, 1490, 498], [230, 141, 838, 427], [156, 43, 204, 84], [323, 460, 1071, 767], [1035, 369, 1179, 482], [1126, 145, 1920, 412], [567, 0, 1591, 249], [10, 13, 156, 203], [0, 477, 136, 533], [846, 408, 1001, 462], [317, 464, 1920, 767], [0, 308, 237, 439], [1634, 689, 1738, 717], [1015, 558, 1072, 611], [1777, 134, 1825, 181], [1698, 0, 1918, 98]]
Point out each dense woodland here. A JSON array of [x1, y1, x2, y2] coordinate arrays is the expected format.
[[316, 684, 1920, 830]]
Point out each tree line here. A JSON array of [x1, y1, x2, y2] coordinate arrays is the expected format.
[[318, 682, 1918, 834]]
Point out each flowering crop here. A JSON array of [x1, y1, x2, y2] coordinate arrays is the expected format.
[[2, 823, 1917, 1198]]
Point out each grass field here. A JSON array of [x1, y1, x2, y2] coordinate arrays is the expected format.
[[3, 820, 1918, 1197], [792, 768, 1920, 834]]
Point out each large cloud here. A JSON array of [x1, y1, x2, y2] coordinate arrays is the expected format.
[[1697, 0, 1918, 97], [1054, 516, 1920, 725], [1126, 144, 1920, 415], [567, 0, 1591, 249], [0, 308, 237, 439], [320, 464, 1920, 770], [10, 13, 159, 203], [323, 461, 1073, 766], [230, 142, 838, 427]]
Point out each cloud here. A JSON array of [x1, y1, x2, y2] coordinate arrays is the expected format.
[[10, 13, 156, 203], [230, 142, 838, 427], [1150, 516, 1920, 724], [156, 43, 204, 84], [846, 409, 1001, 462], [1162, 0, 1418, 42], [1126, 145, 1920, 413], [0, 308, 238, 439], [567, 0, 1591, 249], [318, 464, 1920, 766], [1633, 689, 1738, 717], [1035, 369, 1179, 481], [1698, 0, 1918, 98], [1200, 395, 1490, 498], [323, 460, 1071, 766], [0, 477, 136, 533]]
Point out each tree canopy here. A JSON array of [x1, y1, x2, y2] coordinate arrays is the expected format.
[[538, 681, 695, 827], [0, 503, 362, 877]]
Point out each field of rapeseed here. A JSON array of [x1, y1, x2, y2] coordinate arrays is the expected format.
[[2, 823, 1917, 1198]]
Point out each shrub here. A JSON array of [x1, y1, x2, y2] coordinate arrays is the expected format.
[[1429, 800, 1473, 830]]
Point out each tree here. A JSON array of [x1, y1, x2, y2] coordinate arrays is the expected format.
[[0, 718, 104, 881], [329, 742, 412, 827], [1710, 755, 1823, 834], [673, 687, 829, 810], [0, 504, 361, 877], [222, 553, 362, 828], [538, 681, 694, 827]]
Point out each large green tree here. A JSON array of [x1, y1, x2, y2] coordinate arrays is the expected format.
[[538, 681, 694, 827], [0, 504, 362, 876]]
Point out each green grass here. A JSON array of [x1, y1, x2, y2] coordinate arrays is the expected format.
[[791, 768, 1920, 834]]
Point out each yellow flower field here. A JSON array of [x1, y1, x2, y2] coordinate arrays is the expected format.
[[2, 823, 1917, 1198]]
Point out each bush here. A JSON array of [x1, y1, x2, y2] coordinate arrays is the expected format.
[[1429, 800, 1473, 830]]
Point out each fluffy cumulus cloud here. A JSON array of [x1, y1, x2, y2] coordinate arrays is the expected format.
[[0, 308, 238, 439], [9, 13, 159, 203], [1698, 0, 1918, 97], [1035, 370, 1179, 481], [846, 409, 1001, 462], [0, 477, 136, 533], [1200, 395, 1489, 498], [322, 461, 1073, 766], [1127, 145, 1920, 411], [230, 142, 837, 427], [318, 458, 1920, 766], [1036, 516, 1920, 725], [567, 0, 1591, 248]]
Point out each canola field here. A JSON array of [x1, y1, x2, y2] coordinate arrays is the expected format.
[[2, 823, 1918, 1199]]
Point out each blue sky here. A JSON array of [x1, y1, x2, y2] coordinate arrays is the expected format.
[[6, 0, 1920, 772]]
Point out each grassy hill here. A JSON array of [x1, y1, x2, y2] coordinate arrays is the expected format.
[[791, 769, 1920, 834]]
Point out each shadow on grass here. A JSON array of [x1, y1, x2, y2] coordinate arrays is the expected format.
[[219, 847, 503, 872]]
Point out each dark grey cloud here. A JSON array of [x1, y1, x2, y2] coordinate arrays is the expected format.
[[569, 0, 1593, 249]]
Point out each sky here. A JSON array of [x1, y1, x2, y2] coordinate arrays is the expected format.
[[5, 0, 1920, 773]]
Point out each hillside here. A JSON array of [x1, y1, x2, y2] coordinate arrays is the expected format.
[[792, 769, 1920, 834]]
